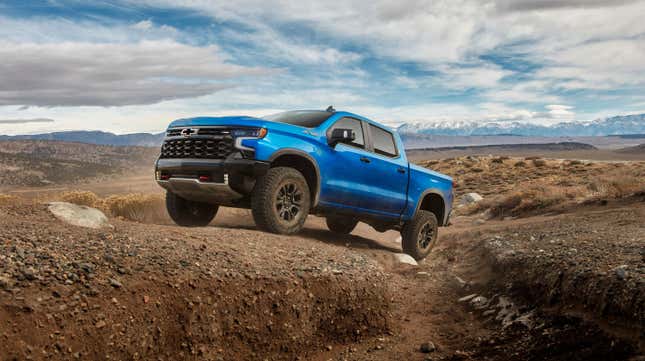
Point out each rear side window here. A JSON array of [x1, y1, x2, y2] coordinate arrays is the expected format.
[[329, 117, 365, 148], [369, 124, 398, 157]]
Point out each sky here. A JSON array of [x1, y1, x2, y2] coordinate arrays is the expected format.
[[0, 0, 644, 135]]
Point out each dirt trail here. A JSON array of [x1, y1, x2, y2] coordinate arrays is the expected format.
[[2, 173, 643, 360]]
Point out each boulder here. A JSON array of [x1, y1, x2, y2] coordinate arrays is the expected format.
[[460, 192, 483, 205], [48, 202, 110, 229], [393, 253, 418, 266]]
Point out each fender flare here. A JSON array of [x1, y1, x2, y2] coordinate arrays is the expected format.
[[412, 189, 448, 225], [268, 149, 322, 207]]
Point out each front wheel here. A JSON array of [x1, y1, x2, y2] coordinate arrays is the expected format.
[[166, 191, 218, 227], [251, 167, 311, 235], [401, 210, 438, 260]]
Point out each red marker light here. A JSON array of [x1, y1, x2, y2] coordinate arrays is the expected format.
[[198, 175, 210, 182]]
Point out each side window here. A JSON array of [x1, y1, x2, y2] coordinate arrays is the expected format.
[[369, 125, 398, 157], [329, 117, 365, 148]]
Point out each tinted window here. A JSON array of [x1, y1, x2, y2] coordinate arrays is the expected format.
[[369, 125, 398, 157], [264, 110, 332, 128], [329, 117, 365, 148]]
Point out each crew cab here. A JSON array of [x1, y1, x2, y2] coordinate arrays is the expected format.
[[155, 108, 453, 259]]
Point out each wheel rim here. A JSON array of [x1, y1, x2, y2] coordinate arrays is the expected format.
[[418, 222, 435, 249], [276, 182, 303, 222]]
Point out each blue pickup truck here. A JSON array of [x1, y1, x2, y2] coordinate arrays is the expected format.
[[155, 108, 453, 259]]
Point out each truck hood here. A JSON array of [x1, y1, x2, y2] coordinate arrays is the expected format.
[[168, 116, 273, 129], [167, 116, 315, 137]]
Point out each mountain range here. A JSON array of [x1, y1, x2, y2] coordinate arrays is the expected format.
[[0, 113, 643, 147], [396, 113, 645, 136], [0, 130, 165, 147]]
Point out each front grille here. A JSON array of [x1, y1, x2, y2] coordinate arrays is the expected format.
[[160, 128, 235, 159]]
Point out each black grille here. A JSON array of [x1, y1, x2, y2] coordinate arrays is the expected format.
[[166, 128, 182, 137], [160, 136, 235, 159]]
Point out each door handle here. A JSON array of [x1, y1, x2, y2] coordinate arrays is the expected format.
[[397, 168, 406, 174], [360, 156, 371, 163]]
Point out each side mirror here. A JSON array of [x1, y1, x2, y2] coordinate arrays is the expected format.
[[328, 128, 355, 146]]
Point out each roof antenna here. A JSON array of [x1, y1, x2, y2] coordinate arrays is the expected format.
[[326, 105, 335, 112]]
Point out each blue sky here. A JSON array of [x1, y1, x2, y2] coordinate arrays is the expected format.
[[0, 0, 644, 134]]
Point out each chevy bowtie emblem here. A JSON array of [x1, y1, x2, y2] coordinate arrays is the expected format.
[[181, 128, 197, 137]]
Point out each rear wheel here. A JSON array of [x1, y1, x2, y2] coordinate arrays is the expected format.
[[252, 167, 310, 234], [401, 210, 438, 260], [166, 191, 218, 227], [326, 216, 358, 235]]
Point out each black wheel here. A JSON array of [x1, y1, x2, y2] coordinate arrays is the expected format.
[[166, 191, 218, 227], [326, 216, 358, 235], [251, 167, 310, 234], [401, 210, 438, 260]]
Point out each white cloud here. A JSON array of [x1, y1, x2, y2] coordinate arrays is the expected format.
[[0, 118, 55, 124], [0, 41, 271, 107]]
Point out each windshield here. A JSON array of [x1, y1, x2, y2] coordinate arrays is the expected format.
[[264, 110, 332, 128]]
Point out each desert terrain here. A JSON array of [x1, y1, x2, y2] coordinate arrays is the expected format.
[[0, 140, 643, 360]]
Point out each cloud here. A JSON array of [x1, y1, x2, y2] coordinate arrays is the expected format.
[[0, 118, 55, 124], [0, 41, 272, 107], [495, 0, 640, 12]]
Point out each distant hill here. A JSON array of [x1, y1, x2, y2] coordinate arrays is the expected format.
[[616, 143, 645, 154], [0, 140, 159, 187], [0, 130, 164, 147], [398, 113, 645, 137]]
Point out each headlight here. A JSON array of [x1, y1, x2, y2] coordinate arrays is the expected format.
[[231, 128, 267, 138]]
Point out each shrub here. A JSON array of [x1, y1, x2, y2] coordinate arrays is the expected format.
[[532, 159, 547, 167], [514, 161, 527, 167], [0, 194, 20, 206], [59, 191, 100, 207], [99, 193, 167, 223]]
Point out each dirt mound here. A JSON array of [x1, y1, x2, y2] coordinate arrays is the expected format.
[[617, 143, 645, 154], [453, 201, 645, 356], [420, 155, 645, 218], [0, 204, 391, 360]]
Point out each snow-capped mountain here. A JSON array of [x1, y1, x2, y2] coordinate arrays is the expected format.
[[397, 114, 645, 136]]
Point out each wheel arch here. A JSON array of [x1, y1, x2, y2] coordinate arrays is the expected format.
[[414, 190, 447, 226], [268, 149, 321, 207]]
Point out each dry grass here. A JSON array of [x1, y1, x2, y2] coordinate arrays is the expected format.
[[59, 191, 100, 207], [49, 191, 168, 224], [99, 193, 167, 224], [467, 185, 584, 218], [421, 156, 645, 218], [0, 194, 21, 206]]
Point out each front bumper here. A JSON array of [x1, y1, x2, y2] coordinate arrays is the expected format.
[[155, 158, 269, 204]]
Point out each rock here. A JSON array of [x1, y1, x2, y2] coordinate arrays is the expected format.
[[0, 275, 14, 289], [80, 263, 94, 274], [48, 202, 110, 229], [613, 265, 628, 280], [22, 267, 37, 281], [460, 193, 483, 205], [458, 293, 478, 302], [108, 278, 122, 288], [470, 295, 489, 308], [95, 320, 106, 329], [392, 236, 402, 244], [420, 341, 436, 353], [393, 253, 418, 266]]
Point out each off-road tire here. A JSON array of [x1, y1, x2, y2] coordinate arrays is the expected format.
[[166, 191, 218, 227], [401, 210, 438, 260], [326, 216, 358, 235], [252, 167, 311, 234]]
